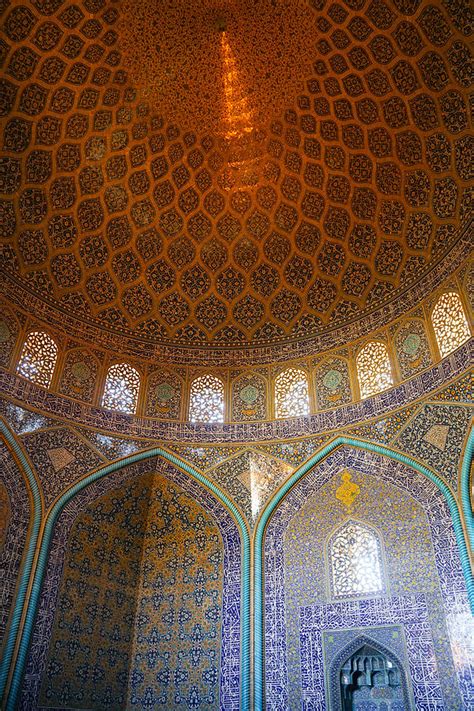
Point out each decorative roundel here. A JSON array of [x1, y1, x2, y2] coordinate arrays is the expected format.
[[239, 384, 259, 405], [0, 319, 11, 343], [70, 360, 92, 381], [401, 332, 422, 356], [322, 369, 344, 391], [0, 0, 472, 357]]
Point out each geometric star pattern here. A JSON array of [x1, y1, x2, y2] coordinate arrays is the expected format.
[[1, 0, 472, 349]]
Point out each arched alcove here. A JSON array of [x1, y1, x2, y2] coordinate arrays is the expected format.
[[0, 2, 472, 710], [0, 304, 20, 369], [331, 635, 412, 711], [19, 457, 242, 711], [58, 347, 100, 403], [356, 341, 393, 399], [262, 445, 469, 710]]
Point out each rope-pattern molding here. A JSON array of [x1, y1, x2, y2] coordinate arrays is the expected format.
[[0, 420, 43, 706], [2, 434, 472, 711], [461, 427, 474, 554]]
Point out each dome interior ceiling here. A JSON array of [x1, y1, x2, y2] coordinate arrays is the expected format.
[[0, 0, 472, 350]]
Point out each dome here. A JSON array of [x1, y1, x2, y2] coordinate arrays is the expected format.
[[0, 0, 472, 365], [0, 6, 473, 710]]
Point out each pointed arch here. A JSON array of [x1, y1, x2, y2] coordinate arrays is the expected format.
[[254, 435, 473, 711], [0, 303, 20, 369], [231, 371, 268, 422], [393, 317, 433, 378], [27, 460, 241, 710], [145, 368, 183, 419], [461, 427, 474, 554], [314, 355, 352, 410], [2, 446, 250, 711], [329, 634, 413, 711], [58, 347, 100, 403]]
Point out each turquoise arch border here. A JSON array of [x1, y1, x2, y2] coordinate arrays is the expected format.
[[0, 420, 43, 705], [461, 426, 474, 553], [253, 435, 474, 711], [2, 430, 472, 711], [1, 446, 251, 711]]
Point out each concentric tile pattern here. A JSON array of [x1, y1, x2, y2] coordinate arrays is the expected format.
[[1, 0, 472, 351]]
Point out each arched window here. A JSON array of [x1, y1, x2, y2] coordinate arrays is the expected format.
[[17, 331, 58, 387], [356, 341, 392, 399], [431, 292, 470, 357], [102, 363, 140, 413], [189, 374, 225, 423], [274, 367, 310, 418], [329, 520, 385, 599]]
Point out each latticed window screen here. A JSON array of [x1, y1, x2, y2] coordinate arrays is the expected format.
[[356, 341, 393, 399], [102, 363, 141, 413], [431, 292, 470, 357], [189, 374, 224, 422], [17, 331, 58, 388], [274, 367, 310, 418], [329, 520, 384, 598]]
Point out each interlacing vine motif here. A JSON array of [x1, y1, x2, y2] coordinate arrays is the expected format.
[[356, 341, 393, 399], [431, 292, 470, 357], [102, 363, 141, 413], [189, 374, 225, 422], [17, 331, 58, 388], [274, 367, 310, 418], [329, 520, 385, 599]]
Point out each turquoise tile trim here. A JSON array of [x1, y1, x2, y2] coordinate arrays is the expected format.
[[253, 436, 474, 711], [461, 427, 474, 553], [3, 433, 471, 711], [3, 448, 251, 711], [0, 420, 43, 705]]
